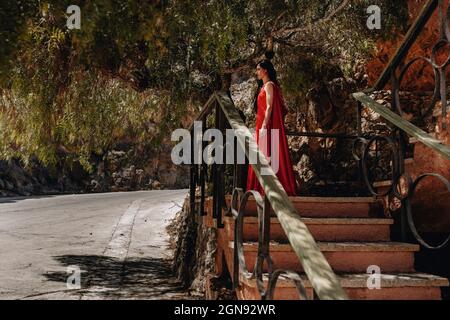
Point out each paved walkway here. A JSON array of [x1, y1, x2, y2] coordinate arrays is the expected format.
[[0, 190, 193, 299]]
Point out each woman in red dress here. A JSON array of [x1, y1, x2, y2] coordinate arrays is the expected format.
[[246, 59, 297, 197]]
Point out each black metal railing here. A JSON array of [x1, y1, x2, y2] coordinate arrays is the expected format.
[[351, 0, 450, 250], [186, 0, 450, 301], [284, 131, 383, 196], [187, 91, 347, 300]]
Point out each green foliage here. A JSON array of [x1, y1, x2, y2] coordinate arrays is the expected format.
[[0, 70, 164, 170], [0, 0, 409, 169], [274, 1, 409, 99]]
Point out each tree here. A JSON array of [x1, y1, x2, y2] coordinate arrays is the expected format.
[[0, 0, 408, 169]]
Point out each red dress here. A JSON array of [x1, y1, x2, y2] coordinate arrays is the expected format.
[[246, 81, 297, 197]]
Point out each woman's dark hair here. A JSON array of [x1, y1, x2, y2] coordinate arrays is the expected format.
[[253, 59, 279, 112]]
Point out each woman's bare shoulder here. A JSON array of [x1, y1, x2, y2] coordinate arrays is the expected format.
[[264, 81, 275, 91]]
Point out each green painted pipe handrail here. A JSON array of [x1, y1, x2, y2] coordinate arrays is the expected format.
[[190, 90, 348, 300], [352, 92, 450, 161]]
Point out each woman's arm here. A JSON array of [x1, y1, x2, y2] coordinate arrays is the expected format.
[[261, 82, 274, 130]]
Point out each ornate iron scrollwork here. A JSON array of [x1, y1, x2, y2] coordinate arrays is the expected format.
[[363, 136, 400, 197], [354, 1, 450, 250], [404, 173, 450, 249]]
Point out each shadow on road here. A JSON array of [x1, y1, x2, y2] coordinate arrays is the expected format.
[[43, 255, 196, 299]]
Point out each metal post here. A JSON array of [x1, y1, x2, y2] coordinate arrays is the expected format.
[[439, 70, 447, 130], [356, 101, 362, 137], [400, 200, 408, 242], [262, 196, 272, 254], [216, 104, 225, 228], [200, 116, 207, 216], [356, 101, 365, 194], [189, 128, 196, 216], [212, 103, 218, 221]]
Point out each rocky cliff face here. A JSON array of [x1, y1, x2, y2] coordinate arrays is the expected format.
[[0, 142, 189, 197], [367, 0, 450, 92], [171, 195, 217, 297], [0, 158, 68, 197], [228, 1, 450, 198], [231, 68, 368, 196]]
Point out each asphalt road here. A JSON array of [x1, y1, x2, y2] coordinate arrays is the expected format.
[[0, 189, 192, 300]]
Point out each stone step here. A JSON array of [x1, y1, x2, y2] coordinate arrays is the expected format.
[[229, 241, 419, 273], [371, 158, 416, 195], [223, 216, 393, 242], [237, 272, 449, 300], [205, 196, 383, 219], [372, 159, 415, 184], [372, 180, 396, 197]]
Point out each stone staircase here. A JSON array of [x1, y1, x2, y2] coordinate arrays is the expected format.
[[372, 136, 450, 235], [205, 195, 449, 300]]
